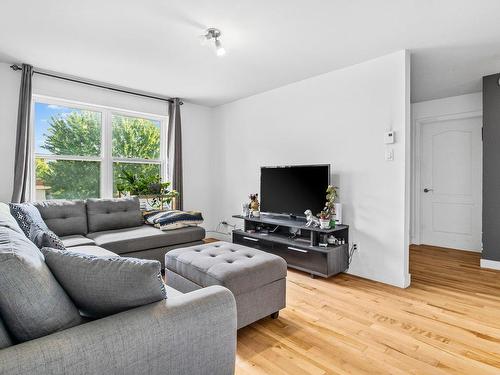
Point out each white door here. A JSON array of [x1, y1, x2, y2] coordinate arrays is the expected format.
[[421, 116, 482, 251]]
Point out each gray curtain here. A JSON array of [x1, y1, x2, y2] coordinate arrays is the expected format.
[[167, 98, 183, 210], [11, 64, 34, 203]]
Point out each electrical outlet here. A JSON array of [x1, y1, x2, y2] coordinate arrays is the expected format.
[[352, 242, 359, 252], [385, 148, 394, 161]]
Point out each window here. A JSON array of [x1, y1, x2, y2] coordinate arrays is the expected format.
[[33, 97, 167, 200]]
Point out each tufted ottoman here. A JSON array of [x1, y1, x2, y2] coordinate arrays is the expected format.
[[165, 241, 287, 329]]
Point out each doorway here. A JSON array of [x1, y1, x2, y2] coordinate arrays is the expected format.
[[415, 113, 482, 251]]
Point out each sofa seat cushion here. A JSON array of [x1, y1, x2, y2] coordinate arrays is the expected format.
[[86, 197, 143, 233], [165, 241, 287, 295], [61, 235, 96, 248], [87, 225, 206, 255], [42, 247, 167, 318], [67, 245, 118, 257], [33, 200, 88, 236]]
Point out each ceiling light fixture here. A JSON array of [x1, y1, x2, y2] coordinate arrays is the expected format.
[[201, 28, 226, 56]]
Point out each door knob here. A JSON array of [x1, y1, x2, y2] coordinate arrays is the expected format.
[[423, 188, 433, 193]]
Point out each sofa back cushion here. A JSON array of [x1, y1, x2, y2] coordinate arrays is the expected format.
[[86, 197, 143, 233], [33, 200, 88, 236], [0, 226, 82, 342]]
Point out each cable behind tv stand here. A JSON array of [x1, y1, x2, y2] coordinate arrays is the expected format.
[[232, 214, 349, 278]]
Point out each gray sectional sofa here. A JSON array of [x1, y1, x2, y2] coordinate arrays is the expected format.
[[33, 197, 206, 267], [0, 286, 237, 375], [0, 199, 238, 375]]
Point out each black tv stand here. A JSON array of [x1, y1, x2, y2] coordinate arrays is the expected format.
[[232, 214, 349, 278]]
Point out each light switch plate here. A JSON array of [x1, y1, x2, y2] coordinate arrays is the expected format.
[[384, 131, 395, 144]]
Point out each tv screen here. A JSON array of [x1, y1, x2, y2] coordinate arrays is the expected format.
[[260, 165, 330, 217]]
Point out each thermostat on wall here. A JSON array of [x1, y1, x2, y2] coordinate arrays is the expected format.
[[384, 131, 395, 144]]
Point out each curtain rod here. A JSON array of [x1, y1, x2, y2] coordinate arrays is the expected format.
[[10, 64, 183, 105]]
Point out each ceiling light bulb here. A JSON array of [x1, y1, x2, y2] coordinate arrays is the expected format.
[[215, 38, 226, 56]]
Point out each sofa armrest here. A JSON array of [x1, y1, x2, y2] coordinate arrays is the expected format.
[[0, 286, 236, 375]]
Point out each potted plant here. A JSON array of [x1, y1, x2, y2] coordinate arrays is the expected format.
[[116, 170, 178, 210], [317, 185, 338, 229], [318, 210, 331, 229]]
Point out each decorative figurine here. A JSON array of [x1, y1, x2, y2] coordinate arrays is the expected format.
[[304, 209, 320, 227], [249, 193, 260, 217]]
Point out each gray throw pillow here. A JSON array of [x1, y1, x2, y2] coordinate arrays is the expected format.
[[0, 202, 24, 235], [9, 202, 65, 250], [42, 247, 167, 318], [29, 223, 66, 250], [9, 202, 46, 237], [0, 317, 13, 349], [0, 226, 83, 342]]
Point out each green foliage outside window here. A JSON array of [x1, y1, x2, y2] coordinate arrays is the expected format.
[[36, 110, 162, 199]]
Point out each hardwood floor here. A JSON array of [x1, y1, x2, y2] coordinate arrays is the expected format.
[[235, 245, 500, 374]]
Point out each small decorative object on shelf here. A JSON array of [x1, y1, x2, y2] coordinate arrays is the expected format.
[[249, 193, 260, 217], [304, 209, 320, 227], [316, 185, 339, 229], [318, 211, 331, 229], [327, 235, 337, 245], [242, 202, 250, 217]]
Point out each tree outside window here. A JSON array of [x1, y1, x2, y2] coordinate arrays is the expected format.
[[34, 101, 165, 200]]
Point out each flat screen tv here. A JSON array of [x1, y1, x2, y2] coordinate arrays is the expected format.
[[260, 164, 330, 217]]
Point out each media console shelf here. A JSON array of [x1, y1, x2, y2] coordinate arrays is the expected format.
[[232, 214, 349, 278]]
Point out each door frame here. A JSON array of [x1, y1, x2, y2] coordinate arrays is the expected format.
[[412, 110, 482, 245]]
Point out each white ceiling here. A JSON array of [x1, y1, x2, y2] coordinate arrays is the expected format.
[[1, 0, 500, 106]]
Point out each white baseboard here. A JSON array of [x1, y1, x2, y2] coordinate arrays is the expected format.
[[480, 258, 500, 270], [403, 273, 412, 288]]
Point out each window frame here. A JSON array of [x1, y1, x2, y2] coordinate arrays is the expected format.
[[31, 95, 168, 200]]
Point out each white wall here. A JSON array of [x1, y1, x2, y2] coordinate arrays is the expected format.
[[1, 53, 413, 287], [411, 92, 482, 244], [0, 63, 214, 230], [212, 50, 411, 288], [0, 63, 21, 202]]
